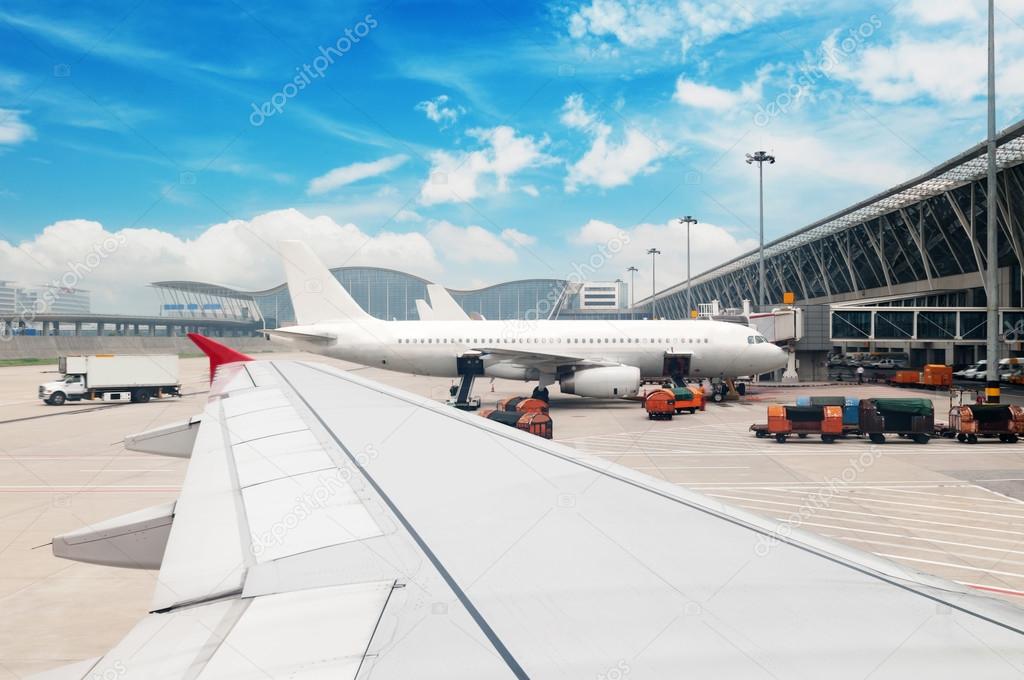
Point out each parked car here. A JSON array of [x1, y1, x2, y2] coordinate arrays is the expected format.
[[954, 362, 983, 379], [868, 358, 907, 370], [959, 360, 988, 380], [960, 358, 1019, 381]]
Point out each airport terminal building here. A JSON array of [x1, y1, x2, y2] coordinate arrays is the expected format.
[[633, 119, 1024, 378], [150, 271, 631, 328], [12, 120, 1024, 383]]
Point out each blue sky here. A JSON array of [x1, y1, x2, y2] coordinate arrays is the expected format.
[[2, 0, 1024, 311]]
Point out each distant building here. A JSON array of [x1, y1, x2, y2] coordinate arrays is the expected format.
[[0, 282, 16, 316], [0, 282, 90, 316], [151, 270, 631, 325], [570, 281, 629, 310]]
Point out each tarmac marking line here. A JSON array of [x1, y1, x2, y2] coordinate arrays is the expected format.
[[704, 493, 1024, 537], [874, 554, 1024, 580]]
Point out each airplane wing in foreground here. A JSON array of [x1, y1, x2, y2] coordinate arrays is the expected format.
[[39, 337, 1024, 678]]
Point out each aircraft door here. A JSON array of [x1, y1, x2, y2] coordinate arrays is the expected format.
[[662, 353, 691, 382]]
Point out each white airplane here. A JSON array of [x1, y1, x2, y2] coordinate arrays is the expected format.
[[268, 241, 787, 400], [37, 335, 1024, 678]]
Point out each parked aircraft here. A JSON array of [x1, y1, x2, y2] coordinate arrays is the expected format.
[[268, 241, 787, 400]]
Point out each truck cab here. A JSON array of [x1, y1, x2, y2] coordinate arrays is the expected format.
[[39, 374, 86, 405]]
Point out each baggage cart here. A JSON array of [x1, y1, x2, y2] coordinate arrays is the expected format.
[[752, 404, 843, 443], [859, 398, 934, 444]]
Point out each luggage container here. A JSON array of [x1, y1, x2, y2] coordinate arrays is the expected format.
[[496, 396, 549, 414], [947, 404, 1024, 444], [795, 396, 860, 432], [859, 398, 934, 444], [670, 385, 704, 414], [889, 365, 953, 390], [643, 389, 676, 420], [479, 409, 553, 439], [891, 370, 920, 386], [921, 364, 953, 388], [751, 404, 843, 443]]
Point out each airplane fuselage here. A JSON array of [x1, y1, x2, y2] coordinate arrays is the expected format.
[[273, 317, 786, 382]]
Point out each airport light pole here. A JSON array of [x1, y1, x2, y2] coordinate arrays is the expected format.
[[678, 215, 697, 317], [986, 0, 1000, 403], [746, 150, 775, 309], [647, 248, 661, 319], [627, 266, 638, 319]]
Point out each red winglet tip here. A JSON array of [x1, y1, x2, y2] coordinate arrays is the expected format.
[[187, 333, 253, 383]]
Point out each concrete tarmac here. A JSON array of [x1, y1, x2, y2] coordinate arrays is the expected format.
[[2, 356, 1023, 676]]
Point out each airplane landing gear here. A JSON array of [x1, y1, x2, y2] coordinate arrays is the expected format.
[[531, 385, 550, 403]]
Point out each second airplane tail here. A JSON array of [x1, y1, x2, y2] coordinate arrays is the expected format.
[[278, 240, 372, 325]]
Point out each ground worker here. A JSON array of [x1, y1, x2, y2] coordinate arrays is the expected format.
[[856, 365, 865, 384]]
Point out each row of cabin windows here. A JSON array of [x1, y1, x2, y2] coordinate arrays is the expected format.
[[397, 337, 710, 345]]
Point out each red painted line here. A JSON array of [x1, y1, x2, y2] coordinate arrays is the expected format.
[[963, 582, 1024, 598]]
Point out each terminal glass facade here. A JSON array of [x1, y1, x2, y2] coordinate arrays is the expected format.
[[155, 270, 571, 325]]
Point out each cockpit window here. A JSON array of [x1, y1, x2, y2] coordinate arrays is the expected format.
[[747, 336, 755, 344]]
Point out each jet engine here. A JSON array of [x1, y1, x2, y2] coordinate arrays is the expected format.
[[559, 365, 641, 398]]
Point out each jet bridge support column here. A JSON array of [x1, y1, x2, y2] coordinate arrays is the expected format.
[[782, 340, 799, 383]]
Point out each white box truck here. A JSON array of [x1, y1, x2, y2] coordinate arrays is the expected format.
[[39, 355, 181, 405]]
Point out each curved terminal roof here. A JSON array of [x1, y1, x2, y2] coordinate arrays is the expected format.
[[635, 117, 1024, 306], [152, 267, 567, 298]]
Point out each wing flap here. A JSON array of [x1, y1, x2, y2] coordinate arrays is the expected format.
[[243, 468, 383, 563], [68, 582, 394, 680], [152, 400, 248, 611]]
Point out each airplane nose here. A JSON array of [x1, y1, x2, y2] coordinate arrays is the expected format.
[[767, 344, 787, 370]]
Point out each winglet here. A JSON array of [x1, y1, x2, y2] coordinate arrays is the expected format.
[[187, 333, 253, 383]]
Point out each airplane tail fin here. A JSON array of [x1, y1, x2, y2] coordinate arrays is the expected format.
[[426, 284, 470, 321], [278, 240, 372, 325], [415, 298, 434, 321], [187, 333, 252, 383]]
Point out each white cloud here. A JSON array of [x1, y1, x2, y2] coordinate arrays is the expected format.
[[521, 184, 539, 197], [897, 0, 980, 25], [501, 228, 536, 246], [415, 94, 466, 129], [568, 1, 800, 54], [426, 220, 517, 263], [561, 94, 667, 191], [673, 70, 766, 111], [394, 208, 423, 222], [306, 154, 409, 195], [0, 109, 34, 145], [0, 209, 441, 313], [419, 126, 554, 205], [568, 0, 677, 47], [572, 217, 757, 291], [827, 33, 986, 105]]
